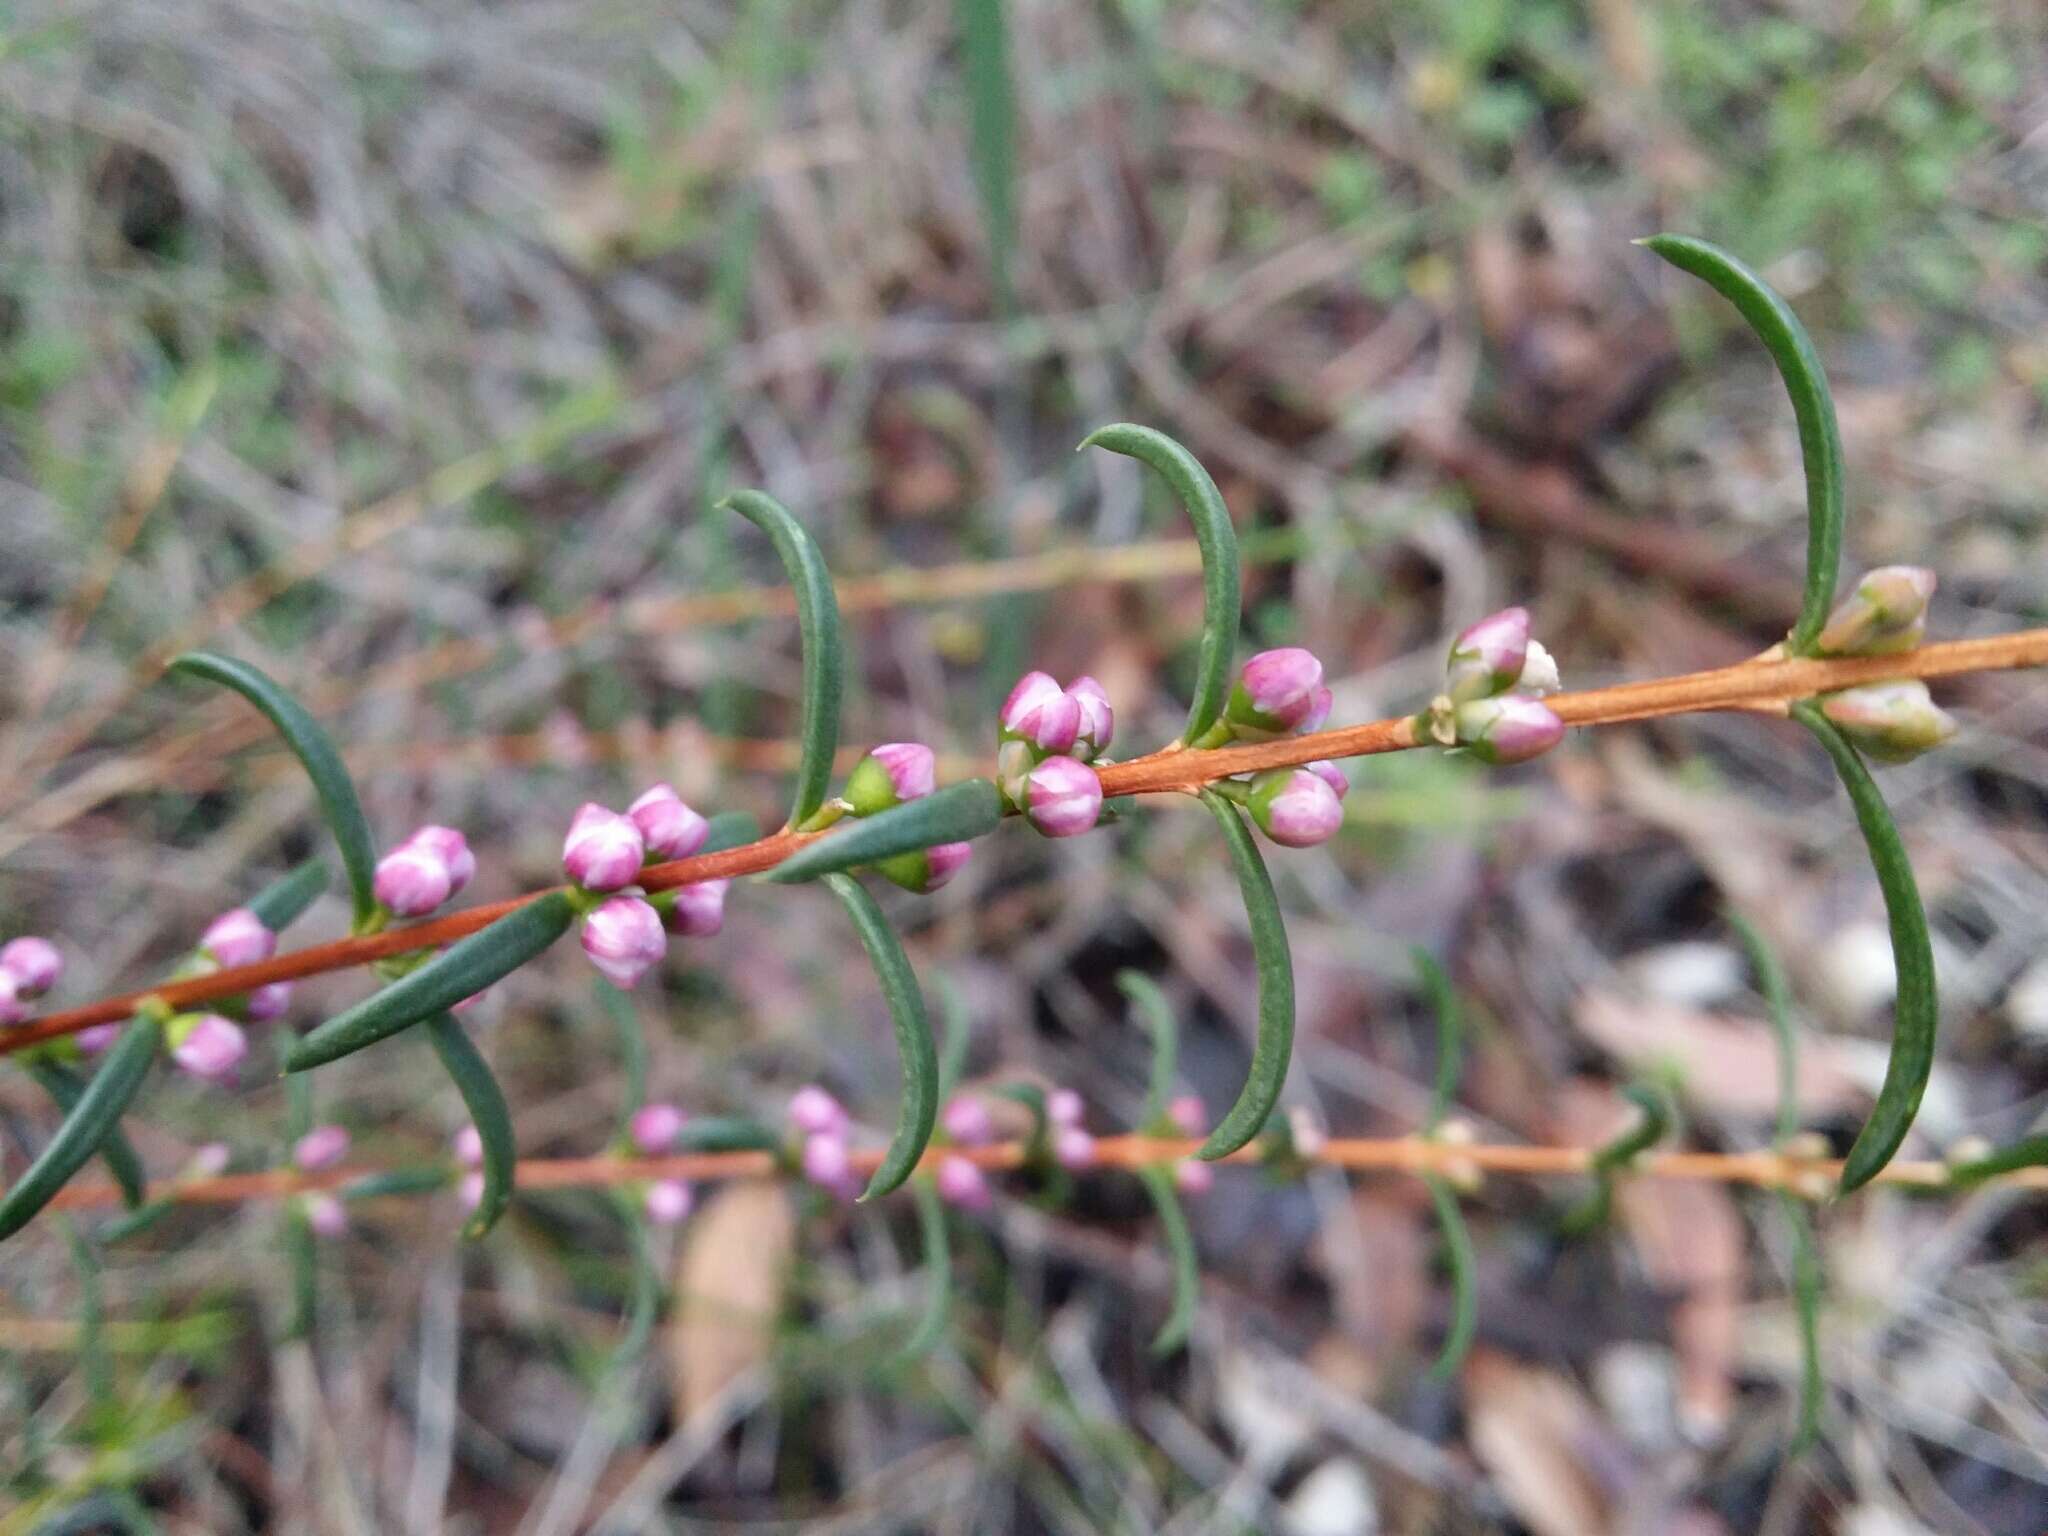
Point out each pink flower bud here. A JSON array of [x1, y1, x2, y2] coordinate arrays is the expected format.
[[0, 972, 25, 1027], [1047, 1088, 1085, 1128], [75, 1023, 120, 1054], [201, 908, 275, 968], [580, 896, 667, 989], [845, 743, 938, 815], [1452, 695, 1565, 765], [1248, 766, 1345, 848], [662, 879, 729, 938], [1816, 566, 1936, 656], [1818, 681, 1959, 764], [562, 803, 647, 892], [0, 937, 62, 997], [244, 981, 293, 1022], [875, 841, 972, 895], [1175, 1159, 1215, 1196], [940, 1095, 995, 1146], [1226, 648, 1325, 734], [1000, 671, 1076, 753], [935, 1154, 992, 1211], [458, 1171, 485, 1212], [1054, 1127, 1098, 1170], [1445, 606, 1530, 703], [1296, 687, 1334, 735], [790, 1086, 849, 1136], [644, 1179, 694, 1224], [1167, 1095, 1206, 1137], [452, 1125, 484, 1168], [188, 1142, 231, 1179], [801, 1132, 857, 1199], [407, 826, 476, 892], [374, 843, 452, 917], [1024, 757, 1103, 839], [627, 784, 711, 860], [303, 1193, 349, 1239], [1067, 677, 1115, 759], [293, 1124, 351, 1172], [171, 1013, 247, 1082], [630, 1102, 688, 1156], [1304, 760, 1348, 799]]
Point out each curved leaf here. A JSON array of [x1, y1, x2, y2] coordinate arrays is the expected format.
[[286, 892, 576, 1072], [1780, 1192, 1825, 1452], [1137, 1163, 1200, 1355], [1639, 236, 1843, 654], [1117, 970, 1178, 1128], [1195, 789, 1294, 1160], [1563, 1083, 1670, 1233], [0, 1016, 161, 1242], [1729, 909, 1801, 1143], [1412, 948, 1462, 1134], [424, 1013, 516, 1238], [722, 489, 846, 828], [27, 1059, 146, 1209], [766, 779, 1001, 884], [169, 652, 379, 926], [1080, 424, 1241, 744], [1946, 1133, 2048, 1189], [1792, 703, 1937, 1193], [246, 857, 330, 933], [897, 1176, 953, 1362], [821, 873, 937, 1200], [702, 809, 762, 855], [1425, 1173, 1478, 1380]]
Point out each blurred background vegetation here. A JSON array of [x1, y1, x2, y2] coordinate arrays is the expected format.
[[3, 1, 2047, 1531]]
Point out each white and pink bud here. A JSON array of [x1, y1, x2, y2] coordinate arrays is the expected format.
[[561, 803, 647, 892], [875, 841, 972, 896], [244, 981, 293, 1022], [1167, 1095, 1206, 1138], [662, 879, 730, 938], [1054, 1126, 1098, 1170], [374, 842, 453, 917], [201, 908, 275, 969], [1047, 1088, 1085, 1128], [1175, 1159, 1215, 1196], [940, 1095, 995, 1147], [935, 1153, 992, 1211], [1445, 606, 1530, 704], [1224, 648, 1326, 736], [644, 1179, 694, 1225], [1816, 566, 1936, 657], [627, 784, 711, 860], [74, 1023, 120, 1054], [581, 896, 666, 989], [1067, 676, 1115, 760], [169, 1013, 248, 1082], [1000, 671, 1082, 755], [0, 972, 25, 1027], [1247, 765, 1345, 848], [303, 1193, 349, 1239], [801, 1132, 858, 1200], [1452, 694, 1566, 765], [789, 1085, 849, 1137], [452, 1125, 484, 1168], [188, 1142, 232, 1179], [845, 743, 938, 816], [1296, 686, 1334, 735], [1818, 681, 1958, 764], [410, 826, 476, 891], [0, 937, 62, 997], [292, 1124, 351, 1172], [630, 1102, 688, 1156], [1024, 757, 1103, 839], [458, 1171, 486, 1212]]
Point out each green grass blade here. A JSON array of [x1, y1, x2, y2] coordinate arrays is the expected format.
[[1729, 909, 1802, 1144], [0, 1016, 160, 1242], [169, 652, 379, 927], [1136, 1164, 1199, 1355], [283, 1205, 317, 1341], [423, 1013, 516, 1238], [897, 1177, 953, 1362], [1779, 1192, 1825, 1452], [596, 984, 647, 1143], [955, 0, 1017, 312], [1792, 703, 1937, 1193], [1412, 947, 1462, 1134], [1194, 789, 1294, 1160], [1945, 1133, 2048, 1189], [1079, 425, 1241, 745], [1639, 235, 1843, 654], [1425, 1173, 1478, 1380], [27, 1059, 146, 1209], [721, 490, 846, 828], [1117, 970, 1178, 1128], [286, 892, 576, 1072], [822, 874, 937, 1201], [766, 779, 1001, 884], [934, 975, 972, 1101], [245, 857, 330, 934]]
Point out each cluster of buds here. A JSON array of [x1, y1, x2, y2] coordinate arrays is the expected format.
[[841, 743, 972, 893], [1808, 568, 1955, 765], [790, 1085, 861, 1202], [1047, 1088, 1097, 1171], [0, 936, 61, 1025], [934, 1092, 995, 1211], [996, 673, 1116, 838], [1417, 607, 1566, 765], [372, 825, 476, 919], [1196, 649, 1349, 850], [564, 786, 728, 989], [1165, 1094, 1212, 1196], [627, 1101, 694, 1224], [294, 1124, 351, 1238]]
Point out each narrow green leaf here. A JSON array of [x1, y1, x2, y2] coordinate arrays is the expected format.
[[286, 892, 576, 1072], [722, 489, 846, 828], [1117, 970, 1178, 1128], [765, 779, 1001, 884], [1562, 1084, 1670, 1233], [1137, 1164, 1200, 1355], [1412, 948, 1462, 1134], [1730, 910, 1802, 1144], [672, 1116, 782, 1155], [169, 652, 379, 926], [702, 809, 762, 855], [1780, 1192, 1825, 1452], [1792, 704, 1937, 1193], [934, 975, 972, 1101], [1640, 236, 1843, 653], [596, 984, 648, 1143], [897, 1177, 953, 1362], [822, 873, 937, 1201], [423, 1013, 515, 1238], [1195, 789, 1294, 1160], [1945, 1133, 2048, 1189], [340, 1167, 454, 1201], [1079, 425, 1241, 744], [0, 1016, 161, 1242], [63, 1220, 112, 1405], [246, 857, 330, 933], [283, 1205, 317, 1341], [27, 1060, 146, 1209], [1425, 1173, 1478, 1380], [992, 1082, 1049, 1161], [955, 0, 1017, 312]]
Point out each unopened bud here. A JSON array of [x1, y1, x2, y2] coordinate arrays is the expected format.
[[662, 878, 729, 937], [1023, 757, 1103, 838], [562, 803, 646, 891], [644, 1179, 694, 1225], [375, 842, 453, 917], [452, 1125, 484, 1168], [1047, 1088, 1085, 1128], [1054, 1126, 1098, 1170], [1815, 566, 1936, 656], [630, 1102, 688, 1155], [293, 1125, 351, 1172], [1452, 694, 1565, 764], [169, 1012, 248, 1082], [1445, 606, 1530, 703], [941, 1094, 996, 1146], [1224, 648, 1326, 737], [1067, 677, 1115, 760], [1247, 765, 1345, 848], [244, 981, 293, 1022], [201, 908, 275, 968], [1174, 1159, 1215, 1196], [1000, 671, 1081, 755], [580, 895, 667, 989], [1817, 681, 1957, 764], [0, 936, 62, 997], [627, 784, 711, 859], [874, 841, 971, 895], [789, 1086, 848, 1137], [303, 1193, 349, 1239], [844, 744, 938, 816], [935, 1153, 992, 1211], [1167, 1095, 1206, 1138]]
